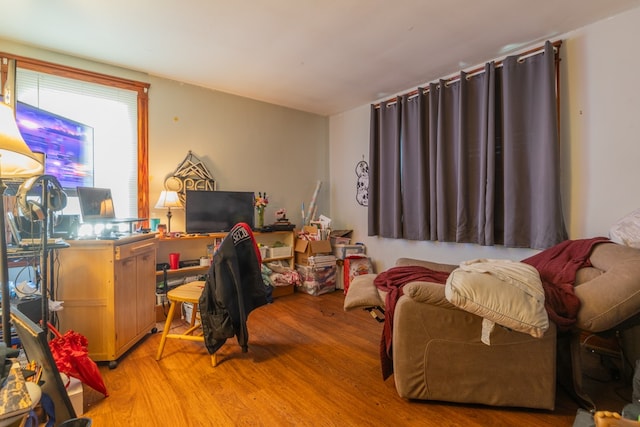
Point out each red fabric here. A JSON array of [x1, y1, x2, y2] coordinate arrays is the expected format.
[[374, 266, 450, 380], [521, 236, 609, 330], [48, 323, 108, 396]]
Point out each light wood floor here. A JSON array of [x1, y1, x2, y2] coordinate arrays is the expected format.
[[80, 290, 629, 426]]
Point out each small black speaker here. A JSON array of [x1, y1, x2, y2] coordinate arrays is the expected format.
[[52, 214, 80, 239], [15, 296, 43, 324]]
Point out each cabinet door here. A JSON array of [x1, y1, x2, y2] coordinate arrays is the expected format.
[[135, 248, 156, 334], [57, 244, 114, 361], [114, 255, 138, 352]]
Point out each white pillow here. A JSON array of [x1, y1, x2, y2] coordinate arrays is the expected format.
[[609, 208, 640, 248], [445, 258, 548, 343]]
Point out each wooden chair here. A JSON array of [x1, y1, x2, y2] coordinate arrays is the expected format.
[[155, 280, 217, 367]]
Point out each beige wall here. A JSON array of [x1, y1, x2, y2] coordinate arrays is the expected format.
[[0, 39, 330, 234], [147, 77, 329, 232], [329, 7, 640, 272]]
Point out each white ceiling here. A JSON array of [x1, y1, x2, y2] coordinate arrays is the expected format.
[[1, 1, 639, 116]]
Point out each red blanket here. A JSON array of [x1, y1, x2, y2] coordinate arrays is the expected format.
[[375, 237, 610, 380], [521, 236, 609, 329]]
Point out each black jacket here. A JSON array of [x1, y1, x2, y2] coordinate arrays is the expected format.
[[199, 223, 267, 355]]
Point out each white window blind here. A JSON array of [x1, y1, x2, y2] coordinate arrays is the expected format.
[[15, 68, 138, 219]]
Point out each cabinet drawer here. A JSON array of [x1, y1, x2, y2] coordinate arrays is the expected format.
[[115, 240, 157, 260]]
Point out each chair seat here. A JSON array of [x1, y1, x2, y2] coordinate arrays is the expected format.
[[155, 280, 217, 366], [167, 280, 205, 303]]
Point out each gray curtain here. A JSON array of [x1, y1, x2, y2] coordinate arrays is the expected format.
[[501, 43, 567, 248], [369, 41, 567, 249], [368, 100, 402, 238], [400, 92, 430, 240]]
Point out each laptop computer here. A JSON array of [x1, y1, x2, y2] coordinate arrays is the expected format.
[[77, 186, 145, 222], [6, 211, 63, 247], [76, 186, 116, 221], [76, 187, 145, 238]]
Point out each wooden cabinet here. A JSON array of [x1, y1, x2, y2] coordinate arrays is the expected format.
[[56, 234, 157, 367]]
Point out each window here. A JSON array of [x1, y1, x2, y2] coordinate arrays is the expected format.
[[368, 41, 566, 249], [1, 53, 150, 222]]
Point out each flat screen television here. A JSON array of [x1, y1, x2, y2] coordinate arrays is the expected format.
[[15, 101, 94, 196], [185, 190, 255, 233]]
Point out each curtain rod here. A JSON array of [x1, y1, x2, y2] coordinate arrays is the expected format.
[[374, 39, 562, 108]]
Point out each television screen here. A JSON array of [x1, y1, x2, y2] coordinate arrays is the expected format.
[[16, 101, 94, 195], [185, 190, 255, 233]]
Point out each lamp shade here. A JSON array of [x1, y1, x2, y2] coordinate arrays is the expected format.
[[155, 190, 183, 209], [0, 102, 43, 178]]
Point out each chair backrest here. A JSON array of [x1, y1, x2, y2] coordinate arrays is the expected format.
[[228, 222, 262, 266]]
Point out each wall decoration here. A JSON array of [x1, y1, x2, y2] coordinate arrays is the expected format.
[[166, 151, 215, 203], [355, 157, 369, 206]]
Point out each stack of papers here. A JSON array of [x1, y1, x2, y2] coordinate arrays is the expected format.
[[307, 255, 337, 267]]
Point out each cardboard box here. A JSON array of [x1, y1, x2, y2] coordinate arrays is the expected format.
[[299, 225, 322, 240], [155, 302, 182, 323], [155, 304, 166, 322], [66, 376, 83, 416], [295, 238, 332, 265], [296, 264, 336, 296], [271, 284, 294, 297]]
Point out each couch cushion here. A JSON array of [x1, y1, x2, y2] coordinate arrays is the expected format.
[[343, 274, 385, 310], [445, 258, 549, 341]]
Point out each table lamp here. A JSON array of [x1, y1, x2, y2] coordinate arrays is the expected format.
[[0, 102, 43, 345], [154, 190, 182, 233]]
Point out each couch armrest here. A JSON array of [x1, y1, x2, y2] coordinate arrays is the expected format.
[[575, 257, 640, 332], [403, 282, 457, 309]]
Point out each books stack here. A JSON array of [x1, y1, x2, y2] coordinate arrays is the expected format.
[[307, 254, 337, 268]]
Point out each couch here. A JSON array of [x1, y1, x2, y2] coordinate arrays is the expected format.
[[344, 240, 640, 411]]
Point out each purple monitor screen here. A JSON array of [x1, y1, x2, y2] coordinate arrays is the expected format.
[[15, 101, 94, 195]]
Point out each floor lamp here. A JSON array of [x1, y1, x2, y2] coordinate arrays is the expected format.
[[155, 190, 182, 233], [0, 102, 43, 346]]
